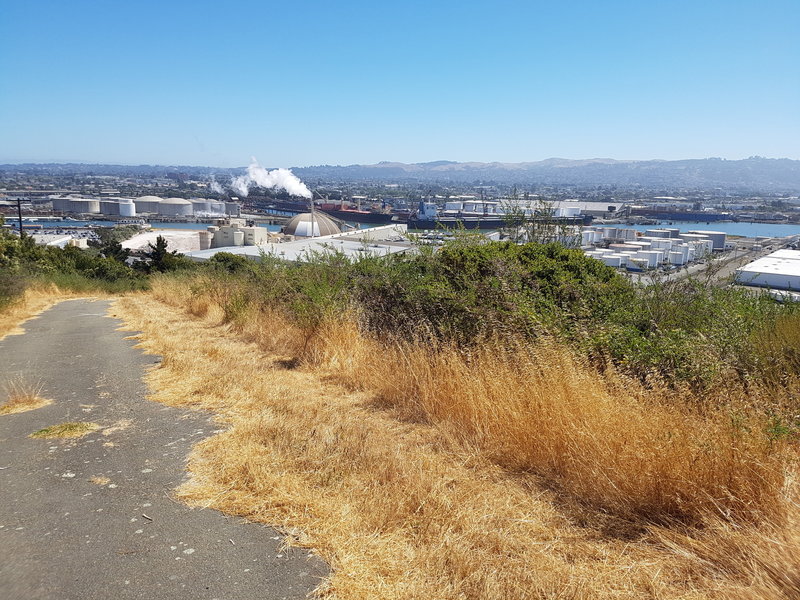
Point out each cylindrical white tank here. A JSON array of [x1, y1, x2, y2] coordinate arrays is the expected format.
[[69, 198, 100, 213], [100, 200, 121, 216], [190, 199, 211, 213], [233, 231, 245, 246], [159, 198, 193, 217], [688, 230, 726, 251], [199, 231, 212, 250], [208, 201, 226, 214], [119, 199, 136, 217], [645, 229, 672, 238], [669, 251, 687, 265], [135, 196, 162, 214]]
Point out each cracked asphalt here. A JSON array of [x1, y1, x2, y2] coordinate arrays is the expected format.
[[0, 299, 326, 600]]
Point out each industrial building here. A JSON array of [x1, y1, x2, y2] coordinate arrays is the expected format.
[[49, 195, 239, 218], [736, 249, 800, 291], [185, 224, 411, 263]]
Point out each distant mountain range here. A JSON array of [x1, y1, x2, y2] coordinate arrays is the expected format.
[[293, 158, 800, 192], [3, 157, 800, 192]]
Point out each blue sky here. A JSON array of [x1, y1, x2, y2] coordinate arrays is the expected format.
[[0, 0, 798, 167]]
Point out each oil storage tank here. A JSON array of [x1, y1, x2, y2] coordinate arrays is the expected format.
[[119, 198, 136, 217], [688, 230, 726, 251], [100, 200, 121, 216], [159, 198, 193, 217], [135, 196, 162, 214]]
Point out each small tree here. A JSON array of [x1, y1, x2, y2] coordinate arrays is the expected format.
[[141, 235, 186, 273]]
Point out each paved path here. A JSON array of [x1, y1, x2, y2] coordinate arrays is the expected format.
[[0, 299, 326, 600]]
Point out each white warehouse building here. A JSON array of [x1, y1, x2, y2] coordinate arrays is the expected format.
[[736, 249, 800, 291]]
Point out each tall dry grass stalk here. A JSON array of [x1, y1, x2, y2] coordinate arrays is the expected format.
[[119, 278, 800, 598], [0, 377, 51, 415]]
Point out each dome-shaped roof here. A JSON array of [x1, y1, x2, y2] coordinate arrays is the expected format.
[[285, 212, 341, 237], [162, 197, 191, 205], [136, 195, 162, 203]]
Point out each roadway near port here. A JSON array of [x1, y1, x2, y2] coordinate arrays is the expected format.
[[0, 299, 326, 599]]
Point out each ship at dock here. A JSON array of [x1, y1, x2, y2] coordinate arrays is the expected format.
[[407, 200, 592, 230], [249, 196, 396, 224]]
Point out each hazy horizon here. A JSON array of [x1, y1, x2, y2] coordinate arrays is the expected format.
[[1, 0, 798, 166], [3, 155, 800, 171]]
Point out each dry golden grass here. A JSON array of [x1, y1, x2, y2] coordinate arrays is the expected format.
[[311, 327, 787, 524], [114, 279, 800, 599], [30, 421, 100, 439], [0, 283, 110, 341], [0, 377, 51, 415]]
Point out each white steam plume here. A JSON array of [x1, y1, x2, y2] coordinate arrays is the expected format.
[[209, 176, 224, 194], [230, 157, 312, 199]]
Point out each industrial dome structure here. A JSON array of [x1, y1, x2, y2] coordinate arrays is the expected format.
[[284, 212, 341, 237]]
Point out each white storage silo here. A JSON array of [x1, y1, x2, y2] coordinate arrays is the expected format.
[[233, 230, 245, 246], [100, 200, 121, 216], [668, 251, 687, 265], [635, 251, 660, 268], [208, 201, 226, 215], [159, 198, 193, 217], [190, 198, 211, 213], [119, 198, 136, 217], [70, 198, 100, 213], [688, 230, 726, 251], [51, 196, 71, 213], [135, 196, 162, 214], [679, 233, 709, 244]]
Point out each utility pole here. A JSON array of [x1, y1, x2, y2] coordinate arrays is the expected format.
[[16, 198, 24, 238]]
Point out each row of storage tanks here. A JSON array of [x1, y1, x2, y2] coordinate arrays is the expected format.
[[581, 227, 726, 270], [51, 196, 239, 217]]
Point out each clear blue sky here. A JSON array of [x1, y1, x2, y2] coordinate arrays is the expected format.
[[1, 0, 798, 167]]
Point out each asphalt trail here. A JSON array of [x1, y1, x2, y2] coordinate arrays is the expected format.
[[0, 299, 326, 600]]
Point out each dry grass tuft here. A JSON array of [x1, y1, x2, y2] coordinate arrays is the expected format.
[[89, 476, 111, 485], [30, 421, 100, 439], [0, 377, 51, 415], [114, 286, 800, 599]]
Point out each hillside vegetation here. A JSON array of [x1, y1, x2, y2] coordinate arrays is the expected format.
[[3, 226, 800, 597]]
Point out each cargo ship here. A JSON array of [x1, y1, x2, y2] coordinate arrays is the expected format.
[[407, 200, 591, 230], [250, 196, 396, 224]]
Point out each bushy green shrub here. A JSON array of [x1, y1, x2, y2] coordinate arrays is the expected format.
[[0, 230, 148, 294]]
